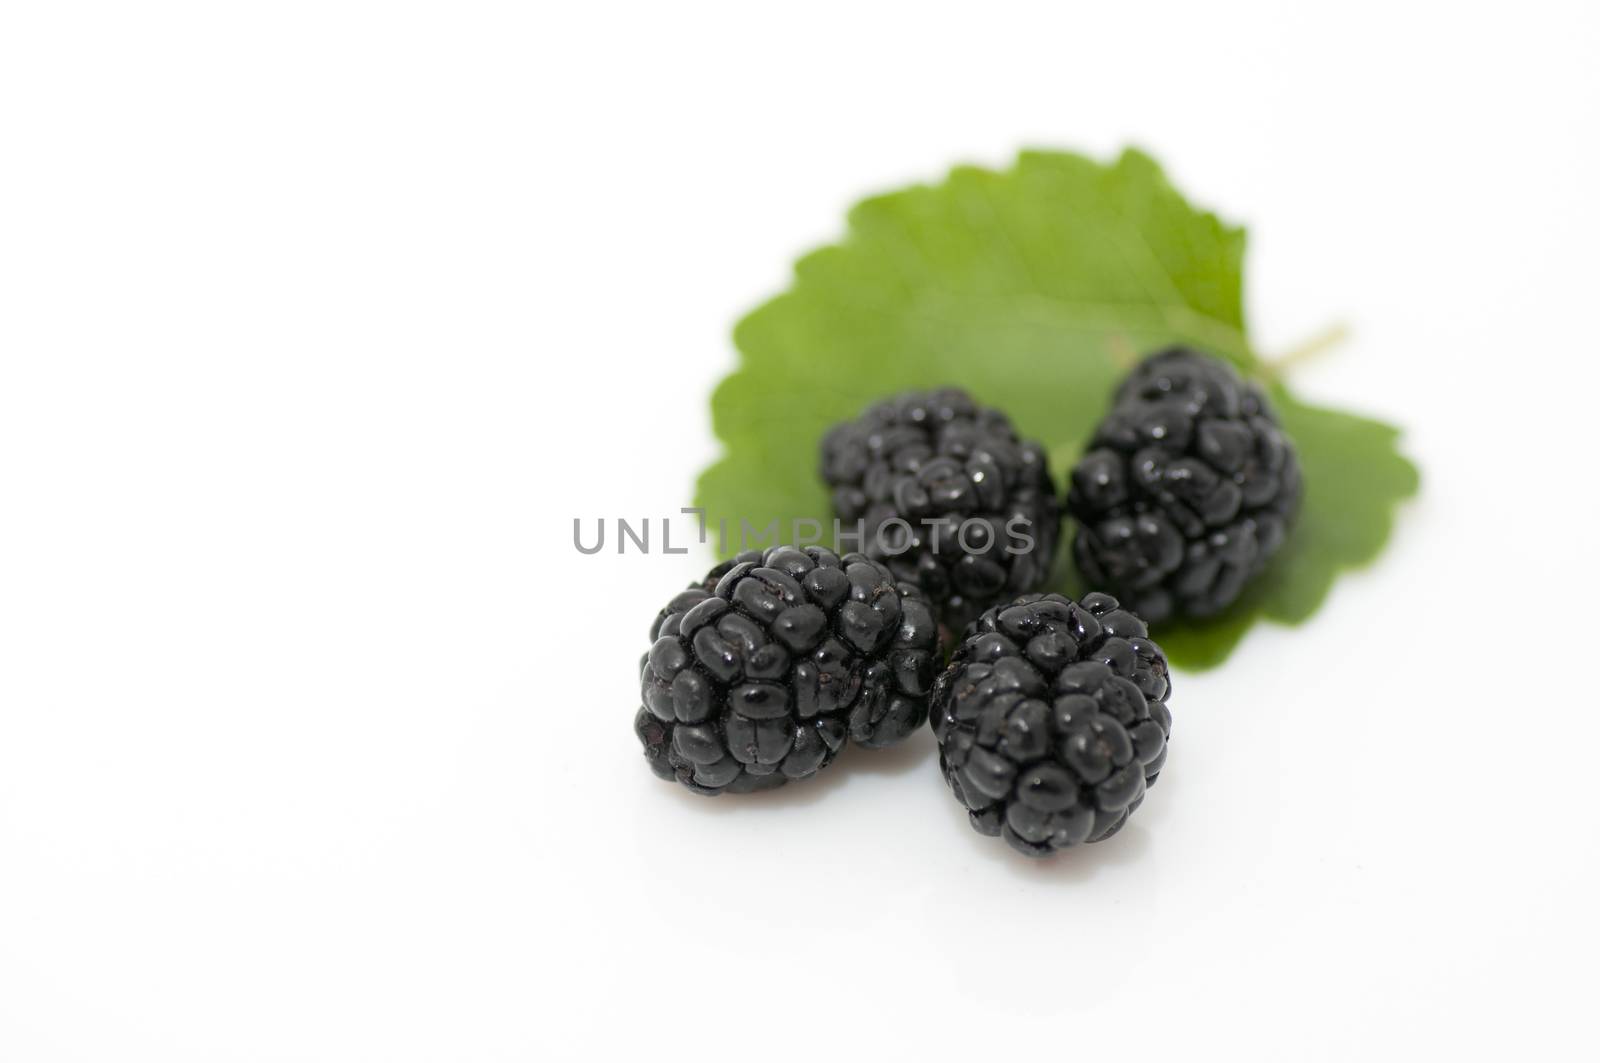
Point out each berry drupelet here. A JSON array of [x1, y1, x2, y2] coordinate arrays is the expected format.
[[1067, 347, 1301, 623], [635, 546, 940, 795]]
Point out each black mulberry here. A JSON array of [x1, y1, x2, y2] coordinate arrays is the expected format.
[[1067, 347, 1301, 623], [930, 592, 1172, 856], [635, 546, 940, 795], [820, 388, 1059, 634]]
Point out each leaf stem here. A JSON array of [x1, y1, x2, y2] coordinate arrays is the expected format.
[[1107, 333, 1140, 372], [1263, 321, 1351, 380]]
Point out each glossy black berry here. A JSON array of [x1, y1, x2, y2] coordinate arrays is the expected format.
[[1067, 347, 1301, 623], [820, 388, 1059, 634], [930, 592, 1172, 856], [635, 546, 940, 796]]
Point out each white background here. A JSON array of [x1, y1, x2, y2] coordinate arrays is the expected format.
[[2, 2, 1597, 1060]]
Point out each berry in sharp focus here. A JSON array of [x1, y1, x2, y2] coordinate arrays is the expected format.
[[820, 388, 1059, 635], [930, 592, 1172, 857], [1066, 347, 1301, 623], [635, 546, 940, 795]]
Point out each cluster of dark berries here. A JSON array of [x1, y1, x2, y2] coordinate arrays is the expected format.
[[632, 347, 1299, 857], [1067, 348, 1301, 622]]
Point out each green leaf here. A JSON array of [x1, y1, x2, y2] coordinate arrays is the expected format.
[[695, 148, 1419, 669]]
